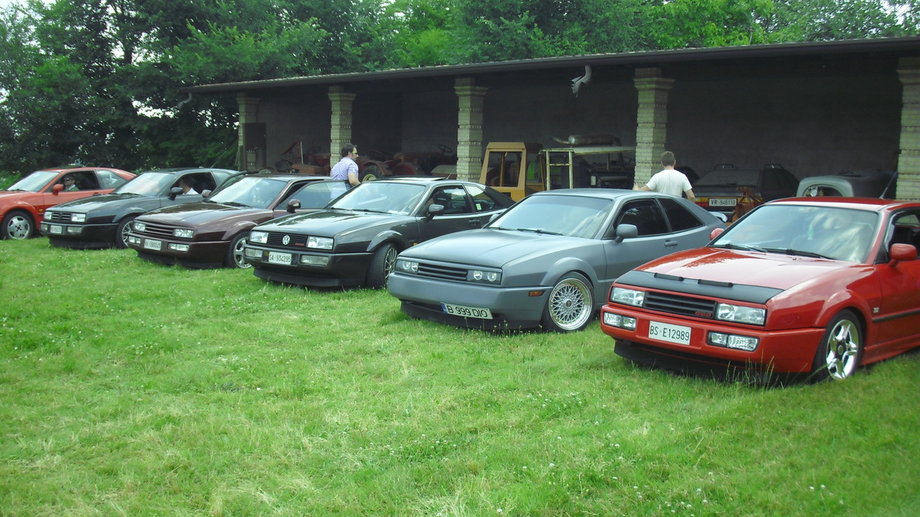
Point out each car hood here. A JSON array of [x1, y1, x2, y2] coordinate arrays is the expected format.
[[255, 209, 411, 235], [51, 193, 155, 213], [635, 247, 852, 290], [140, 202, 269, 225], [402, 228, 588, 268]]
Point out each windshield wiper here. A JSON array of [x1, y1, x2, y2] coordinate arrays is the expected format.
[[713, 242, 767, 253], [348, 208, 386, 213], [762, 247, 832, 259], [510, 227, 563, 235]]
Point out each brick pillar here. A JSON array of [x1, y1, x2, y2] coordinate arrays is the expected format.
[[454, 78, 488, 181], [328, 86, 356, 159], [236, 94, 259, 170], [633, 68, 674, 185], [897, 57, 920, 201]]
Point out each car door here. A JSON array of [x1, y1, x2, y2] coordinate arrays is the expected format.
[[872, 210, 920, 356], [417, 185, 483, 241], [38, 171, 108, 213], [602, 198, 681, 278]]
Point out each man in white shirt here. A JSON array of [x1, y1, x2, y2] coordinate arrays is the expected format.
[[636, 151, 696, 201]]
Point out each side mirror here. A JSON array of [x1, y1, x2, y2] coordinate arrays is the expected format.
[[889, 243, 917, 264], [427, 203, 445, 219], [52, 184, 63, 195], [201, 189, 212, 198], [614, 223, 638, 243], [168, 186, 182, 200], [286, 199, 301, 213], [710, 227, 726, 240]]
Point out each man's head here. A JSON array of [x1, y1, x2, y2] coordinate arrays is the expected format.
[[63, 175, 76, 188], [341, 143, 358, 158], [180, 177, 195, 192], [661, 151, 676, 167]]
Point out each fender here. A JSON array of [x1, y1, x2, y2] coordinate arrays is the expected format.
[[222, 221, 258, 241], [367, 230, 409, 252], [541, 257, 600, 291], [815, 289, 872, 339], [3, 201, 40, 221]]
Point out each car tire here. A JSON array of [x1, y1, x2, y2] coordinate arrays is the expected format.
[[225, 233, 251, 269], [2, 210, 34, 240], [810, 309, 863, 381], [367, 242, 397, 288], [115, 216, 136, 249], [541, 272, 594, 332]]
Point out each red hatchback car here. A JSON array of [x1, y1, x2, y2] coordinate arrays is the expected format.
[[601, 197, 920, 381], [1, 166, 135, 239]]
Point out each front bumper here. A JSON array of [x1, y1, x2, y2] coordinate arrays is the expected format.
[[128, 233, 229, 268], [245, 243, 371, 287], [41, 222, 117, 248], [387, 272, 548, 330], [599, 304, 824, 374]]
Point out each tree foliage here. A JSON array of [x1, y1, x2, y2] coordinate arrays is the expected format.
[[0, 0, 916, 174]]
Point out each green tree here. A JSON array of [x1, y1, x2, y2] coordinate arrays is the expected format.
[[765, 0, 917, 41]]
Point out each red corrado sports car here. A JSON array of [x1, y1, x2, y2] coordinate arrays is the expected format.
[[601, 197, 920, 381]]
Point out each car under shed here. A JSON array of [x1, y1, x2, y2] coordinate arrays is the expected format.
[[187, 36, 920, 200]]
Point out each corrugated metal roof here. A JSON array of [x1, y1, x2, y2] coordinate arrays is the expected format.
[[188, 36, 920, 94]]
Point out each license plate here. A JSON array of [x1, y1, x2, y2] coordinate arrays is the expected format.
[[268, 251, 292, 265], [49, 225, 63, 235], [441, 303, 493, 319], [708, 198, 737, 207], [648, 321, 691, 345], [143, 239, 162, 251]]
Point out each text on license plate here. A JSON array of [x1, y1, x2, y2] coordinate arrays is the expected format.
[[268, 251, 292, 265], [49, 225, 63, 235], [708, 198, 737, 207], [143, 239, 162, 251], [441, 303, 493, 319], [647, 321, 691, 345]]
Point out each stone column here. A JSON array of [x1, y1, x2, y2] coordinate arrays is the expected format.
[[328, 86, 356, 159], [633, 68, 675, 185], [897, 57, 920, 201], [454, 78, 489, 181], [237, 94, 259, 170]]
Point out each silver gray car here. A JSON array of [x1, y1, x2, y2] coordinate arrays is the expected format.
[[387, 189, 725, 332]]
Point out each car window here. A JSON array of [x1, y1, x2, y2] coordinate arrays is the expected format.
[[285, 181, 349, 209], [95, 170, 128, 189], [614, 199, 668, 236], [428, 186, 472, 214], [116, 172, 173, 195], [887, 211, 920, 257], [658, 197, 704, 232], [175, 173, 216, 194], [465, 184, 505, 212]]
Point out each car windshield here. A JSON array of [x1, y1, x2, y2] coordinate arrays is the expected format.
[[6, 171, 58, 192], [712, 204, 879, 262], [329, 182, 427, 215], [489, 194, 613, 238], [114, 172, 174, 195], [209, 176, 286, 208]]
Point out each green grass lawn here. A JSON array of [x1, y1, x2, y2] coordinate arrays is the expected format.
[[1, 238, 918, 516]]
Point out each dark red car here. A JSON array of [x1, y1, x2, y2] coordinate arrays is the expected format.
[[1, 167, 135, 239], [600, 197, 920, 381]]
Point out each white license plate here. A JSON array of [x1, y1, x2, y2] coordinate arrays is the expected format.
[[648, 321, 691, 345], [143, 239, 162, 251], [441, 303, 493, 319], [49, 225, 63, 235], [268, 251, 292, 265], [708, 198, 737, 207]]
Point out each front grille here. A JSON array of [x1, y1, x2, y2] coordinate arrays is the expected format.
[[415, 262, 468, 281], [266, 232, 308, 248], [644, 291, 717, 319], [45, 212, 70, 223], [138, 221, 177, 238]]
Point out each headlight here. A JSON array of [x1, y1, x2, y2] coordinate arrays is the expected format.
[[249, 230, 268, 244], [603, 312, 637, 330], [173, 228, 194, 239], [396, 259, 419, 273], [716, 303, 766, 325], [44, 211, 56, 220], [467, 269, 501, 284], [307, 236, 333, 249], [133, 221, 146, 232], [708, 332, 759, 351], [300, 255, 331, 266], [611, 287, 645, 306], [71, 213, 86, 223]]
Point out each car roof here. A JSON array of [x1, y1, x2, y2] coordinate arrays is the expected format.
[[770, 197, 918, 213], [529, 188, 669, 201]]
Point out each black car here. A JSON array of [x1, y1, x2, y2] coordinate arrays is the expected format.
[[126, 175, 346, 269], [244, 177, 514, 288], [40, 168, 236, 248]]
